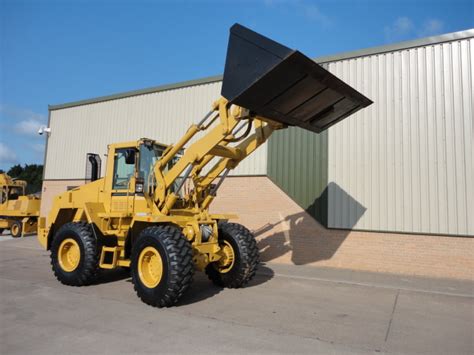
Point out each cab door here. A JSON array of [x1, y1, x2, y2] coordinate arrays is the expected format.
[[110, 148, 137, 214]]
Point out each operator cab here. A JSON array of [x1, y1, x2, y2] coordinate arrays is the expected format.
[[109, 139, 180, 196], [1, 184, 25, 204]]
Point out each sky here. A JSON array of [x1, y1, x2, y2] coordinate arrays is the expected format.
[[0, 0, 472, 171]]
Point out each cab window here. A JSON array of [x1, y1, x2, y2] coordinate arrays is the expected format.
[[8, 187, 23, 199], [139, 143, 166, 194], [113, 148, 136, 190]]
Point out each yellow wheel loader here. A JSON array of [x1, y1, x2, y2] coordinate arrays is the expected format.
[[0, 173, 41, 238], [38, 24, 372, 307]]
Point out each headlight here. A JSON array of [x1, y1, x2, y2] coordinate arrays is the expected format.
[[135, 183, 144, 193]]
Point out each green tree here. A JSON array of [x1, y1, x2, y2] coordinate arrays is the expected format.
[[7, 164, 43, 194]]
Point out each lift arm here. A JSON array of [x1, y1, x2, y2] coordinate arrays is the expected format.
[[151, 97, 283, 214], [150, 23, 372, 215]]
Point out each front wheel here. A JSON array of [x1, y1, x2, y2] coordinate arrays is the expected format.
[[10, 220, 22, 238], [205, 222, 259, 288], [131, 225, 194, 307], [50, 222, 99, 286]]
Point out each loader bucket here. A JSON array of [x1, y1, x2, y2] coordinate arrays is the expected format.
[[221, 24, 373, 133]]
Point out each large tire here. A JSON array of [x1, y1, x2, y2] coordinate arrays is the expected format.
[[131, 225, 194, 307], [50, 222, 99, 286], [10, 220, 22, 238], [205, 222, 259, 288]]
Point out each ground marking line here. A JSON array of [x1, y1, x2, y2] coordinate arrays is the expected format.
[[384, 290, 399, 342], [258, 271, 474, 298]]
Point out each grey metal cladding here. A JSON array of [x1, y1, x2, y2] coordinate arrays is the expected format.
[[49, 29, 473, 112]]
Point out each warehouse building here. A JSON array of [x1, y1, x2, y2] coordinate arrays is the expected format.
[[41, 29, 473, 279]]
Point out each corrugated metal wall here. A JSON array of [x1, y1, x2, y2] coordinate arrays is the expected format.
[[326, 37, 473, 236], [267, 128, 328, 226], [45, 81, 267, 179]]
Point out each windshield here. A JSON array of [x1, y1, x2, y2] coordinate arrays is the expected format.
[[139, 142, 182, 195], [139, 143, 165, 194], [1, 186, 24, 203]]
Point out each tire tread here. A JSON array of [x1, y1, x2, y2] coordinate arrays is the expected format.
[[131, 225, 194, 307], [50, 222, 99, 286], [206, 222, 259, 288]]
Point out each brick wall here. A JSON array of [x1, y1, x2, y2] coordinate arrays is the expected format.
[[211, 176, 474, 281]]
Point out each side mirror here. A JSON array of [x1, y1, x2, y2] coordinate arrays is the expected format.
[[125, 149, 136, 165]]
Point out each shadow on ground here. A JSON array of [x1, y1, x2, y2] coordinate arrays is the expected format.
[[94, 268, 131, 285], [178, 264, 274, 306], [90, 263, 274, 306], [255, 182, 366, 265]]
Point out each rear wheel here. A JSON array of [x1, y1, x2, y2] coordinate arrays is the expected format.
[[10, 220, 22, 238], [50, 222, 99, 286], [131, 225, 194, 307], [205, 222, 259, 288]]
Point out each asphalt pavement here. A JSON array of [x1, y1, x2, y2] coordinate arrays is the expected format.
[[1, 235, 473, 354]]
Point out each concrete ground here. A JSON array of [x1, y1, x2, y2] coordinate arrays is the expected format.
[[0, 235, 473, 354]]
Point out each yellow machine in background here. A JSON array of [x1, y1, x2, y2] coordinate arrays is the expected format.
[[38, 24, 372, 307], [0, 173, 40, 238]]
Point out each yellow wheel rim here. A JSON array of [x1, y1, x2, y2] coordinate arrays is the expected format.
[[58, 238, 81, 272], [138, 246, 163, 288], [216, 240, 235, 274], [11, 224, 20, 236]]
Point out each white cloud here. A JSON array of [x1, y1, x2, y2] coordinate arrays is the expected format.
[[384, 17, 444, 42], [419, 19, 444, 37], [384, 17, 414, 41], [0, 105, 46, 136], [31, 143, 45, 154], [15, 119, 43, 135], [0, 142, 17, 165]]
